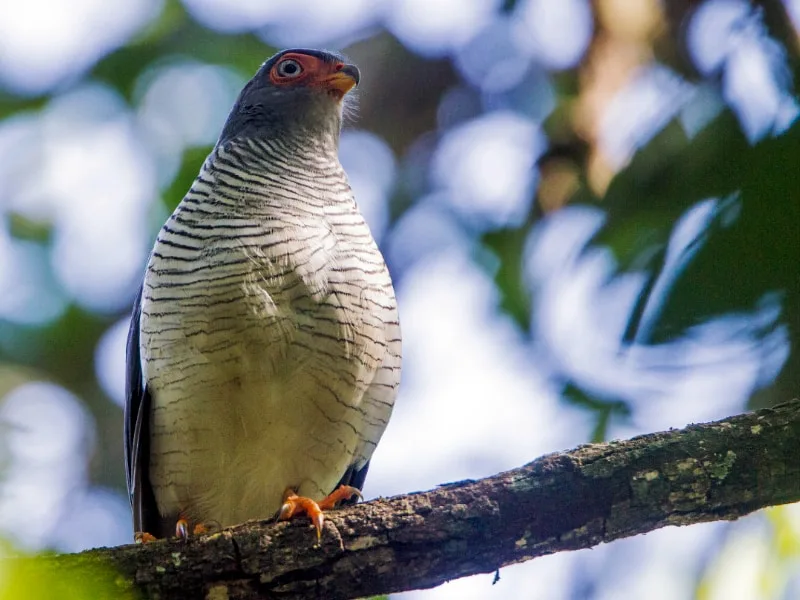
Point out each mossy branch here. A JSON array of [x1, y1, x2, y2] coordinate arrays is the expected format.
[[38, 400, 800, 599]]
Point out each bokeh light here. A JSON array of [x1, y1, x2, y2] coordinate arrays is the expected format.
[[339, 130, 397, 240], [687, 0, 799, 141], [0, 382, 93, 549], [0, 0, 161, 94], [135, 61, 245, 185], [0, 1, 799, 598], [513, 0, 593, 70], [385, 0, 502, 56], [600, 65, 694, 167], [1, 84, 155, 313], [95, 318, 131, 409], [431, 111, 544, 228]]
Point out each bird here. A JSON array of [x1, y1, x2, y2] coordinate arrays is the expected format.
[[124, 48, 401, 542]]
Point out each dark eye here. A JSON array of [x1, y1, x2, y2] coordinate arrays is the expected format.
[[276, 59, 303, 78]]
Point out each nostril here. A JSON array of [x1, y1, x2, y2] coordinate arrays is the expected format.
[[334, 63, 344, 71]]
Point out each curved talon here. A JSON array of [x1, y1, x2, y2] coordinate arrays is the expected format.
[[176, 518, 189, 539], [134, 531, 157, 543], [176, 517, 212, 539], [278, 485, 363, 541], [312, 511, 325, 542]]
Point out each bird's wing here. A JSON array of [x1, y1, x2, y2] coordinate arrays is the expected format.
[[124, 285, 161, 535], [339, 319, 402, 497]]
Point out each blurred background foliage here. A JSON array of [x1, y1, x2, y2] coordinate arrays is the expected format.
[[1, 0, 800, 598]]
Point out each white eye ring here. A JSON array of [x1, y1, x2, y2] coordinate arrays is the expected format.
[[276, 59, 303, 78]]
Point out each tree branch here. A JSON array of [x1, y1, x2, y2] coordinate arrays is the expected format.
[[43, 400, 800, 599]]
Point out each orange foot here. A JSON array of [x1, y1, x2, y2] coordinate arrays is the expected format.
[[134, 517, 212, 542], [175, 516, 216, 540], [134, 531, 157, 543], [278, 485, 362, 541]]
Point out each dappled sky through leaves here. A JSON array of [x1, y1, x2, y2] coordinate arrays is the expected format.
[[1, 1, 799, 599]]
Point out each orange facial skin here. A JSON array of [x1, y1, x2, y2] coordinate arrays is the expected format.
[[268, 52, 358, 99]]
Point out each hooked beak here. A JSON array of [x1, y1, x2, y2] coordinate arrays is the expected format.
[[319, 64, 360, 97]]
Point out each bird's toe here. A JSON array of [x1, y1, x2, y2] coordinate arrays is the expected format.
[[278, 485, 361, 541]]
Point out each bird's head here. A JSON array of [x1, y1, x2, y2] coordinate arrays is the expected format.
[[218, 49, 360, 146]]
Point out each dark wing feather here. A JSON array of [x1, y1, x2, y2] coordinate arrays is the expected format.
[[124, 286, 161, 536], [334, 460, 371, 506]]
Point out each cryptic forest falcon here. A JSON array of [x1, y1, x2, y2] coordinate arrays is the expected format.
[[124, 49, 402, 541]]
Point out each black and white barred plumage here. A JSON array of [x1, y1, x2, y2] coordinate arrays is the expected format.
[[125, 49, 401, 537]]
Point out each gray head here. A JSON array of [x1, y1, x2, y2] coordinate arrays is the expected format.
[[218, 48, 360, 146]]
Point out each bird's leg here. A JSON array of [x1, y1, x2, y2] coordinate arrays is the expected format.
[[278, 485, 362, 541]]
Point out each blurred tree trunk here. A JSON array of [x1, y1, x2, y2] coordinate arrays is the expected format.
[[41, 399, 800, 599]]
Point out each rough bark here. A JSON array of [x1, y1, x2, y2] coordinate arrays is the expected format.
[[38, 400, 800, 599]]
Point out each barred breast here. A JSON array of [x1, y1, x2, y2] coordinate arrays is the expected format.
[[139, 136, 400, 527]]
